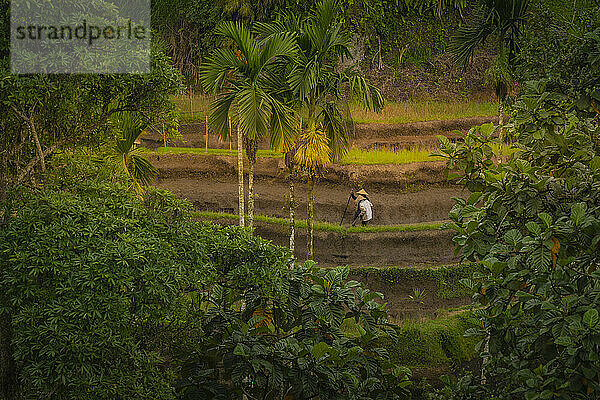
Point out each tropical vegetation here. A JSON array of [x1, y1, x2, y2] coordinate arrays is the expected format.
[[1, 0, 600, 399], [200, 21, 297, 228]]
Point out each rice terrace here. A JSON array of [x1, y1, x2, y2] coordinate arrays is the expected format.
[[1, 1, 599, 399]]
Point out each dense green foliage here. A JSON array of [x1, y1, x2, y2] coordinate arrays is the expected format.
[[151, 0, 470, 87], [178, 264, 412, 399], [434, 81, 600, 400], [0, 158, 290, 399], [0, 0, 183, 196], [0, 157, 416, 399], [516, 3, 600, 98]]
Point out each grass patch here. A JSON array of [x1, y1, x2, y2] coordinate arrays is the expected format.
[[147, 146, 282, 158], [340, 312, 480, 367], [192, 211, 445, 234], [172, 95, 497, 125], [339, 147, 442, 165], [148, 146, 446, 165], [388, 312, 480, 367], [350, 100, 497, 124], [349, 263, 480, 300]]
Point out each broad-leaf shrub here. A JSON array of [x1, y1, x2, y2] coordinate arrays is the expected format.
[[0, 159, 290, 399], [435, 82, 600, 399], [177, 263, 412, 400]]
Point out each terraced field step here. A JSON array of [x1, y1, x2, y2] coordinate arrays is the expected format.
[[195, 212, 459, 267], [192, 211, 448, 233], [141, 115, 498, 150], [158, 172, 464, 225], [348, 263, 477, 319]]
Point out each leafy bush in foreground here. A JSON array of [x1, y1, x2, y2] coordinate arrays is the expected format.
[[177, 264, 412, 400], [0, 166, 289, 399], [1, 156, 408, 399], [435, 80, 600, 399]]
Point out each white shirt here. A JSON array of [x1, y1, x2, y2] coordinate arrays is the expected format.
[[358, 199, 373, 221]]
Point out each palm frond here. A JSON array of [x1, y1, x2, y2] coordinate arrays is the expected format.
[[200, 48, 248, 93], [215, 21, 258, 70], [346, 72, 384, 112], [450, 0, 531, 69], [114, 112, 146, 153], [257, 32, 298, 74], [294, 125, 331, 172], [236, 84, 271, 142], [449, 4, 496, 69], [269, 100, 298, 153], [128, 154, 158, 187], [209, 92, 236, 141], [319, 102, 348, 162]]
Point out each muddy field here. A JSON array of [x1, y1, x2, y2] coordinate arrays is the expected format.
[[145, 117, 476, 268], [142, 116, 497, 151], [159, 175, 464, 225], [151, 152, 467, 267], [151, 153, 469, 225]]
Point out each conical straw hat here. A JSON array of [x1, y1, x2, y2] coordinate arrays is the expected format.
[[356, 189, 369, 197]]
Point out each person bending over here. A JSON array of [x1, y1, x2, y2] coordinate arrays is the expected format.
[[351, 189, 373, 227]]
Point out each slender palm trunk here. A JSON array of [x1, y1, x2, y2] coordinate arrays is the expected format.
[[248, 159, 254, 229], [237, 122, 245, 227], [498, 98, 505, 163], [481, 330, 490, 384], [307, 174, 314, 260], [289, 174, 295, 254]]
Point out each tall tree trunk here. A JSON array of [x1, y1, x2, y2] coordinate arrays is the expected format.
[[289, 174, 295, 254], [237, 122, 245, 227], [248, 159, 254, 229], [307, 174, 314, 260], [29, 119, 46, 173], [498, 97, 505, 163], [1, 313, 17, 400]]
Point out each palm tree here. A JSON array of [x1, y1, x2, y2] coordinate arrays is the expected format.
[[256, 0, 384, 259], [450, 0, 530, 162], [106, 112, 157, 194], [200, 21, 297, 228], [294, 124, 331, 259]]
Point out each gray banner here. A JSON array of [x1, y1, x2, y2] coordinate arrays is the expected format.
[[11, 0, 151, 74]]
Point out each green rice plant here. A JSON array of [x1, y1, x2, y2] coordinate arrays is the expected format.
[[408, 287, 428, 304], [149, 146, 447, 165], [191, 211, 446, 233], [349, 100, 497, 124], [147, 147, 283, 158], [339, 147, 443, 165]]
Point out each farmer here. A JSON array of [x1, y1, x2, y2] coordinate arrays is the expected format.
[[351, 189, 373, 227]]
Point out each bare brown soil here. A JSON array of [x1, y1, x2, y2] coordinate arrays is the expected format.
[[141, 116, 497, 151], [198, 217, 458, 269], [150, 153, 455, 187], [351, 271, 468, 320], [152, 155, 467, 225]]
